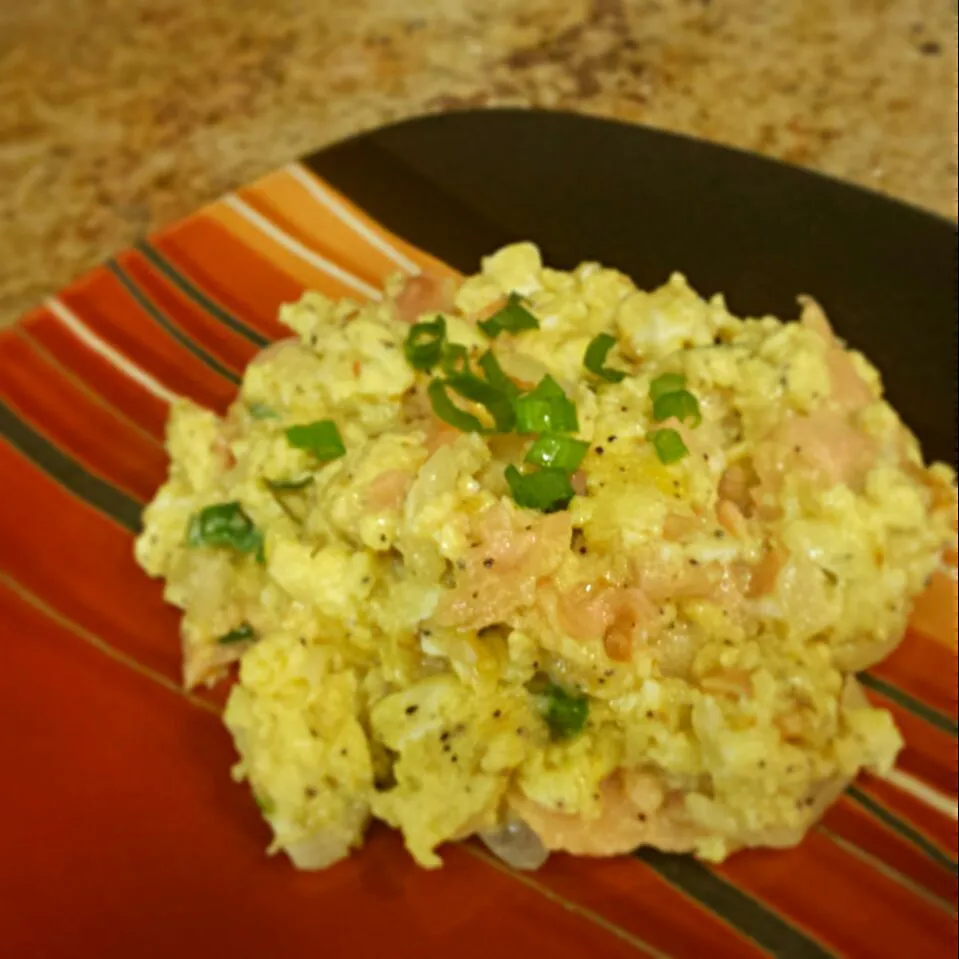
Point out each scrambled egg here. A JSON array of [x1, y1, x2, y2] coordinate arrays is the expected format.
[[136, 243, 956, 870]]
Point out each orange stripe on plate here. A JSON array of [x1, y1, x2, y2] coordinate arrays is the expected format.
[[59, 268, 236, 414], [871, 628, 958, 722], [820, 794, 957, 905], [116, 250, 260, 376], [521, 850, 766, 958], [908, 570, 958, 652], [240, 174, 393, 290], [864, 690, 958, 798], [20, 308, 170, 439], [0, 580, 651, 959], [7, 325, 164, 451], [205, 199, 382, 301], [152, 216, 296, 337], [0, 334, 166, 503], [857, 774, 957, 859], [0, 441, 182, 683], [286, 165, 463, 281], [716, 830, 956, 957]]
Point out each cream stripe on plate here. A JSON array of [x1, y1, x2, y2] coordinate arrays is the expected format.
[[883, 767, 959, 820], [221, 194, 384, 301], [285, 163, 422, 276], [45, 298, 181, 405]]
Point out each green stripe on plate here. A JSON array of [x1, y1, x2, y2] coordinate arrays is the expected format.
[[134, 240, 271, 348], [635, 849, 836, 959], [106, 260, 241, 386], [857, 672, 958, 737], [0, 400, 141, 533], [846, 785, 958, 876]]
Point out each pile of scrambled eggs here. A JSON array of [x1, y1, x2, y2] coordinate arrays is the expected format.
[[136, 243, 956, 870]]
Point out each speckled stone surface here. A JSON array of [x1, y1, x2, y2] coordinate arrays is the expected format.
[[0, 0, 955, 328]]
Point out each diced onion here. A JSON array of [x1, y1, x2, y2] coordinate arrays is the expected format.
[[479, 818, 550, 871]]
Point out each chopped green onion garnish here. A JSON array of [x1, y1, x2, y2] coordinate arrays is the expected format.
[[247, 402, 279, 420], [504, 465, 575, 513], [254, 793, 275, 815], [218, 622, 255, 645], [650, 428, 689, 464], [583, 333, 626, 383], [652, 389, 702, 427], [404, 316, 446, 371], [446, 373, 516, 433], [186, 502, 263, 556], [427, 379, 487, 433], [514, 375, 579, 434], [649, 372, 687, 402], [285, 420, 346, 461], [479, 293, 540, 338], [525, 434, 589, 472], [538, 681, 589, 740], [440, 342, 470, 376], [478, 350, 521, 398], [264, 476, 313, 491]]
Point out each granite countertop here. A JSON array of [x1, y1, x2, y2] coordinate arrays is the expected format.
[[1, 0, 955, 328]]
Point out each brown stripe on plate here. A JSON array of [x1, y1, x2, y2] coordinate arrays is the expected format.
[[0, 334, 166, 503]]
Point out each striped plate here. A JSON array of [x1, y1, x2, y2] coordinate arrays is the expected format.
[[2, 111, 956, 959]]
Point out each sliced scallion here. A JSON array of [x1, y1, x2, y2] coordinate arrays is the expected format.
[[525, 434, 589, 472], [427, 379, 487, 433], [186, 502, 263, 557], [538, 681, 589, 740], [504, 465, 575, 513], [264, 476, 313, 491], [652, 389, 702, 427], [445, 373, 516, 433], [285, 420, 346, 462], [479, 293, 540, 338], [218, 623, 256, 645], [649, 428, 689, 464], [404, 316, 447, 371], [514, 375, 578, 434], [478, 349, 521, 398], [583, 333, 626, 383], [649, 372, 687, 402]]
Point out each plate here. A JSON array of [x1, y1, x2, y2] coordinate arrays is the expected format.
[[2, 109, 956, 959]]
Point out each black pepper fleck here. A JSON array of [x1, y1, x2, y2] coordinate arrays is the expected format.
[[405, 705, 419, 716], [492, 709, 502, 719], [483, 557, 495, 568], [594, 446, 605, 455]]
